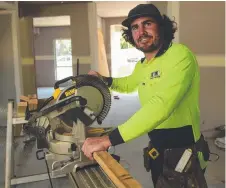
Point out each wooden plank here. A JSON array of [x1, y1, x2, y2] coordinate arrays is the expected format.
[[28, 98, 38, 110], [17, 102, 27, 117], [97, 28, 110, 77], [18, 102, 27, 106], [20, 95, 29, 102], [29, 99, 38, 104], [15, 102, 28, 136], [28, 94, 37, 99], [93, 151, 142, 188]]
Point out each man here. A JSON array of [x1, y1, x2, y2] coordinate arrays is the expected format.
[[82, 4, 209, 187]]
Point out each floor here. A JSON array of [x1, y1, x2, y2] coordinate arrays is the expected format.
[[0, 89, 225, 188]]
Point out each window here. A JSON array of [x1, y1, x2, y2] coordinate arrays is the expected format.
[[120, 36, 142, 64], [54, 39, 72, 80], [111, 25, 144, 78]]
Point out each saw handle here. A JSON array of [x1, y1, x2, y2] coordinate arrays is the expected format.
[[54, 76, 75, 89], [38, 96, 54, 110]]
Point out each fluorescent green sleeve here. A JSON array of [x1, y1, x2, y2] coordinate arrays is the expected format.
[[118, 53, 196, 142], [110, 63, 141, 93]]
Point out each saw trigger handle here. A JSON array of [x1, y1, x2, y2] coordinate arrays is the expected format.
[[54, 76, 75, 89]]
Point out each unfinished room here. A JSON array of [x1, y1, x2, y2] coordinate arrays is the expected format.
[[0, 1, 225, 188]]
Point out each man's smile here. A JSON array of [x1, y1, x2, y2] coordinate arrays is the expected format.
[[138, 36, 153, 44]]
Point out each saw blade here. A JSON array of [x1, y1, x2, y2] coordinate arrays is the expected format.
[[73, 75, 111, 124]]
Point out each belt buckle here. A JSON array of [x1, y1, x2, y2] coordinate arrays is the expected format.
[[148, 148, 159, 160]]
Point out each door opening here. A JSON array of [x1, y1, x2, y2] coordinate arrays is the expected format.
[[110, 24, 144, 78], [110, 24, 143, 97], [32, 16, 72, 99]]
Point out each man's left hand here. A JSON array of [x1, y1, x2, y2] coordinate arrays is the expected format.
[[82, 136, 112, 160]]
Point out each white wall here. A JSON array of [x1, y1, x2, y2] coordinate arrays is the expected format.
[[97, 15, 102, 29], [0, 14, 16, 126]]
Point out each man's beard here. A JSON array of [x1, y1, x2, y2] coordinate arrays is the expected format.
[[135, 35, 161, 53]]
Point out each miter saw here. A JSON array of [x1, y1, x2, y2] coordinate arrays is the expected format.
[[23, 75, 113, 178]]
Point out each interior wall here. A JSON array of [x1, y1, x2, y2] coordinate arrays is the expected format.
[[179, 2, 225, 54], [149, 1, 168, 14], [0, 14, 16, 126], [19, 2, 91, 92], [32, 3, 91, 76], [20, 17, 36, 95], [179, 1, 225, 136], [34, 26, 71, 87], [97, 15, 102, 29]]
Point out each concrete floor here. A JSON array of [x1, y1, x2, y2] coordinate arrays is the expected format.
[[0, 89, 224, 187]]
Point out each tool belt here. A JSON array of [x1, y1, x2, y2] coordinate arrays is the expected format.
[[143, 134, 210, 188]]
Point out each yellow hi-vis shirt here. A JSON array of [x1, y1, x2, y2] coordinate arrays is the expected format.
[[108, 43, 207, 169]]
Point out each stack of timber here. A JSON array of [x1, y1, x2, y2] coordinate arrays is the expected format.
[[14, 94, 38, 136]]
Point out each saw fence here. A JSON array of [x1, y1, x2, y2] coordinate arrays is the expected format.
[[4, 99, 142, 188]]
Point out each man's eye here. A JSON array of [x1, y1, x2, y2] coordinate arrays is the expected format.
[[145, 22, 152, 26], [131, 26, 138, 31]]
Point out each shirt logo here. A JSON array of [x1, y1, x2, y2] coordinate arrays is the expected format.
[[150, 71, 161, 79]]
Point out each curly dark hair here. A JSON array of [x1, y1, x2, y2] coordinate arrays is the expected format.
[[122, 15, 178, 47]]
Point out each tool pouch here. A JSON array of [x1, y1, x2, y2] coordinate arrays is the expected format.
[[156, 147, 208, 188], [156, 168, 189, 188], [143, 147, 151, 172]]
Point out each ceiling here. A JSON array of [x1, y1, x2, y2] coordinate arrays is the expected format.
[[0, 1, 16, 10], [18, 1, 147, 18], [23, 1, 148, 27], [96, 1, 147, 18]]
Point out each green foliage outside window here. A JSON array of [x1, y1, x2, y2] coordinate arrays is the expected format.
[[55, 39, 72, 56], [120, 36, 134, 49]]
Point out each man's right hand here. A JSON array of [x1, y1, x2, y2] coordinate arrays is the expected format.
[[88, 70, 101, 77], [88, 70, 110, 86]]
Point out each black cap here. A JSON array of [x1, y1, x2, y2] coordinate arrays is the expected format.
[[122, 4, 162, 28]]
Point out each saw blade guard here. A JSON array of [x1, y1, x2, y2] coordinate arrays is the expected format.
[[57, 74, 112, 125]]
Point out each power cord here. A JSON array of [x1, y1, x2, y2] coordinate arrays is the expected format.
[[209, 152, 220, 162], [36, 150, 54, 188], [44, 157, 54, 188]]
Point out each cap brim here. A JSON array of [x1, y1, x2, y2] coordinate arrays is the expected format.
[[122, 13, 159, 28]]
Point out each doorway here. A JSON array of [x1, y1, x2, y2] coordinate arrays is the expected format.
[[110, 24, 144, 77], [32, 16, 72, 99]]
